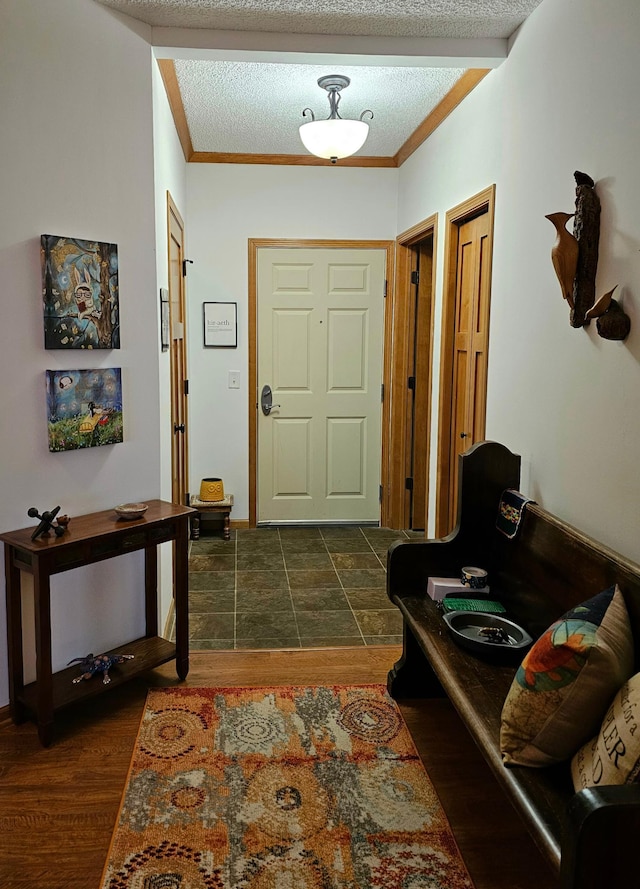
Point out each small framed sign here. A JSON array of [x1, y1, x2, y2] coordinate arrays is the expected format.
[[204, 301, 237, 348], [160, 288, 170, 351]]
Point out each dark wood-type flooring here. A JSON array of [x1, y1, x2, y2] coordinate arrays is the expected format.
[[0, 648, 558, 889]]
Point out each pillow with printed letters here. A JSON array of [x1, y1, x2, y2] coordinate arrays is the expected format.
[[572, 671, 640, 790], [500, 585, 634, 767]]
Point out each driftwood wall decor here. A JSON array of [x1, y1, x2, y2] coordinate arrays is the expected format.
[[546, 171, 630, 341]]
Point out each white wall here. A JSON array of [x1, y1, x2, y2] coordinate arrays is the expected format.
[[152, 59, 188, 627], [398, 0, 640, 560], [0, 0, 161, 705], [3, 0, 638, 714], [185, 164, 398, 518]]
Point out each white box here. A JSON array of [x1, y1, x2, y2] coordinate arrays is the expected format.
[[427, 576, 490, 601]]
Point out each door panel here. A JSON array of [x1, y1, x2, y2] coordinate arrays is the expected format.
[[327, 417, 366, 496], [328, 310, 366, 390], [257, 247, 385, 523], [274, 311, 311, 389], [272, 418, 311, 497]]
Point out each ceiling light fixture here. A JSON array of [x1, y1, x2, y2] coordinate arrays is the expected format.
[[299, 75, 373, 164]]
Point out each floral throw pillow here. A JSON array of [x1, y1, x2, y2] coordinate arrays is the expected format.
[[500, 585, 634, 767]]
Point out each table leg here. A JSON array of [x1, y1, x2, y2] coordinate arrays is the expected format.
[[174, 517, 190, 680], [223, 512, 230, 541], [5, 545, 26, 725], [144, 545, 158, 638], [33, 565, 54, 747], [191, 513, 200, 540]]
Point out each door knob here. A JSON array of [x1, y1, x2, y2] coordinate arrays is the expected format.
[[174, 423, 185, 433], [260, 385, 280, 416], [460, 432, 469, 439]]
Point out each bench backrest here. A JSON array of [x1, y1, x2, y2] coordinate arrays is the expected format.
[[457, 441, 640, 659]]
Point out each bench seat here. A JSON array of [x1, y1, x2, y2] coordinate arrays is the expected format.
[[386, 441, 640, 889]]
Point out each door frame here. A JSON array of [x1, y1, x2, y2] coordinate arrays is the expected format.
[[248, 238, 395, 528], [387, 215, 438, 530], [166, 191, 189, 506], [435, 184, 496, 536]]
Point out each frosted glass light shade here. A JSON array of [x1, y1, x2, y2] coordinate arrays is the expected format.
[[299, 118, 369, 160]]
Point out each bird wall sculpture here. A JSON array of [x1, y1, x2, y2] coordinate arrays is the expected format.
[[546, 172, 630, 341], [545, 212, 579, 308]]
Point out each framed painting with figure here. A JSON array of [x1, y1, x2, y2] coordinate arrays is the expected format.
[[41, 234, 120, 349], [46, 368, 124, 451]]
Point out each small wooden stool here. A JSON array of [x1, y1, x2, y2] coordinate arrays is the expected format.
[[189, 494, 233, 540]]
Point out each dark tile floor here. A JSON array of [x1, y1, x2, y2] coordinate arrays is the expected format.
[[183, 525, 420, 650]]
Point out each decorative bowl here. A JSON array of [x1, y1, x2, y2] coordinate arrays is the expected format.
[[442, 611, 533, 658], [115, 502, 148, 521]]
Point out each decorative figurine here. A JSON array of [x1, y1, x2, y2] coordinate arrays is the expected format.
[[27, 506, 69, 541], [585, 285, 631, 341], [571, 170, 600, 328], [479, 626, 509, 644], [545, 211, 578, 309], [546, 171, 630, 339], [68, 652, 135, 684]]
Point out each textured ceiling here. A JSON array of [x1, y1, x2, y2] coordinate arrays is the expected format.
[[97, 0, 543, 39], [95, 0, 544, 158], [177, 61, 465, 155]]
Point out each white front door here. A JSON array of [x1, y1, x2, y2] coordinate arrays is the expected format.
[[257, 246, 386, 523]]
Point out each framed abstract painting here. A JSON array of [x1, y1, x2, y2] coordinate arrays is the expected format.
[[46, 368, 124, 452], [41, 234, 120, 350]]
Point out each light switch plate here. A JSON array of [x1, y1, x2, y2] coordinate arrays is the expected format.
[[228, 371, 240, 389]]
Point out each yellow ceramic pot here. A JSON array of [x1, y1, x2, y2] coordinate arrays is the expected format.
[[199, 478, 224, 501]]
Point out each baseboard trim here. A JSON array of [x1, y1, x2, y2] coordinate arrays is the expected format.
[[231, 519, 250, 530]]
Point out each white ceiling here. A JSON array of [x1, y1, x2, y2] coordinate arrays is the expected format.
[[176, 61, 465, 156], [95, 0, 544, 158]]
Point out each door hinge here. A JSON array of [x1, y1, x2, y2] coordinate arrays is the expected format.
[[184, 379, 189, 396], [405, 477, 414, 491], [408, 376, 416, 390], [383, 279, 388, 298], [410, 270, 419, 285], [380, 383, 384, 402], [379, 484, 383, 504], [182, 259, 193, 276]]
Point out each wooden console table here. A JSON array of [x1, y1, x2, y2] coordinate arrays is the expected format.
[[1, 499, 193, 746]]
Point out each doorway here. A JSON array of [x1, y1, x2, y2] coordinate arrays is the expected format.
[[404, 234, 435, 531], [249, 239, 394, 526], [436, 185, 495, 536], [167, 192, 189, 505], [387, 215, 437, 532]]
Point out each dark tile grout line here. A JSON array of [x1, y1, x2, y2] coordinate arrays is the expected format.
[[276, 527, 302, 648], [323, 526, 370, 647], [233, 526, 237, 648]]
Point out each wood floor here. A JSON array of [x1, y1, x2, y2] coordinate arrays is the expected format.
[[0, 647, 557, 889]]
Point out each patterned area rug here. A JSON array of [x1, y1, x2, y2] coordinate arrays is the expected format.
[[100, 685, 474, 889]]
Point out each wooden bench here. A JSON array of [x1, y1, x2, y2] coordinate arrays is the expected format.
[[386, 441, 640, 889]]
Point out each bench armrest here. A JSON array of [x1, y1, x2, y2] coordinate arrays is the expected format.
[[386, 536, 463, 600], [561, 785, 640, 889], [387, 441, 521, 602]]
